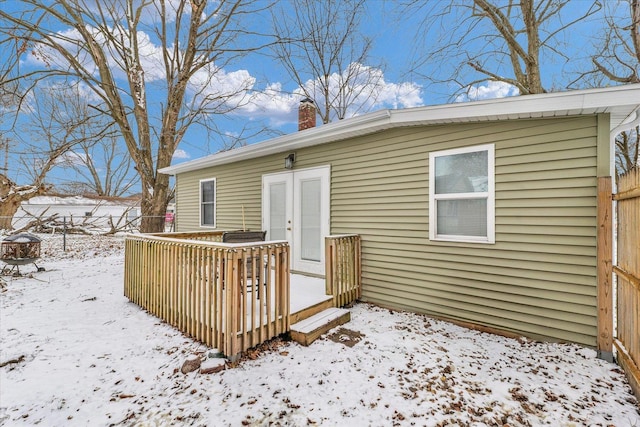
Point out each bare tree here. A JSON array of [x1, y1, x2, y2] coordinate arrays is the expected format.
[[0, 0, 271, 232], [0, 24, 30, 117], [589, 0, 640, 85], [615, 126, 639, 181], [0, 173, 48, 230], [270, 0, 383, 124], [58, 131, 139, 198], [405, 0, 601, 97], [0, 36, 26, 180], [570, 0, 640, 179], [0, 137, 9, 175], [0, 83, 105, 229], [0, 29, 32, 229]]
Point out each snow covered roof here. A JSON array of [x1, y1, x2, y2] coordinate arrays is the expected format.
[[160, 84, 640, 175], [22, 195, 139, 207]]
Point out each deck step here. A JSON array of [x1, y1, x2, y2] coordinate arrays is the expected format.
[[290, 296, 334, 325], [290, 308, 351, 346]]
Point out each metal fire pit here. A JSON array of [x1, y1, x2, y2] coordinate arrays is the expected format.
[[1, 233, 44, 275]]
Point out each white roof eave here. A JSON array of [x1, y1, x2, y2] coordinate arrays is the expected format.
[[160, 84, 640, 175]]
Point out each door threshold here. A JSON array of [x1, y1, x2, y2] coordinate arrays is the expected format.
[[291, 270, 325, 279]]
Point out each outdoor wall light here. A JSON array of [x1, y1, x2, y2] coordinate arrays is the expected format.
[[285, 153, 296, 169]]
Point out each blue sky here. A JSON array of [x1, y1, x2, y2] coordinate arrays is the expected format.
[[0, 0, 622, 192]]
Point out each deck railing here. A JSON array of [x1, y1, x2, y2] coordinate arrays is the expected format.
[[325, 234, 362, 307], [124, 234, 290, 360], [151, 230, 224, 242]]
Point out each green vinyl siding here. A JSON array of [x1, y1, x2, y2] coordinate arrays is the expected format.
[[175, 156, 281, 231], [174, 115, 607, 347]]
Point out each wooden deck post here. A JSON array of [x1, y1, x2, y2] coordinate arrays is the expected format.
[[597, 176, 613, 362], [325, 237, 334, 296], [226, 250, 241, 361]]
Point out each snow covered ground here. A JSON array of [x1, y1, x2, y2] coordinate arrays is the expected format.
[[1, 234, 639, 426]]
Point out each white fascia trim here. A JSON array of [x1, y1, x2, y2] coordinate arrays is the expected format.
[[161, 110, 391, 175], [391, 84, 640, 124], [161, 84, 640, 175]]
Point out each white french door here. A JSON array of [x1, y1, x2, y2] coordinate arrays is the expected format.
[[262, 166, 330, 275]]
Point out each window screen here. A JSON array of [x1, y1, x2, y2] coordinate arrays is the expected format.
[[201, 179, 216, 226], [429, 144, 494, 243]]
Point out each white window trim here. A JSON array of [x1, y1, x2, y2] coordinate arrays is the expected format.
[[199, 178, 216, 228], [429, 143, 495, 244]]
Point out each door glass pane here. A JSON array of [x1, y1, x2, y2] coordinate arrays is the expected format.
[[300, 178, 321, 261], [435, 151, 488, 194], [437, 199, 487, 237], [269, 182, 287, 240]]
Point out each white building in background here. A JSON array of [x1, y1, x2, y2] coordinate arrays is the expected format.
[[15, 195, 141, 231]]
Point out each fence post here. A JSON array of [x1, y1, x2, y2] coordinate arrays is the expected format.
[[596, 176, 613, 362], [63, 216, 67, 252]]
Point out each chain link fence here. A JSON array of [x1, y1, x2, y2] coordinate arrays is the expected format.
[[0, 214, 175, 251]]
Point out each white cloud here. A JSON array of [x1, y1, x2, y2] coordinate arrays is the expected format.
[[456, 81, 520, 102], [132, 31, 166, 82], [238, 83, 299, 126], [24, 23, 256, 114], [188, 64, 256, 112], [18, 81, 105, 118], [299, 63, 423, 119], [21, 24, 422, 131], [26, 24, 170, 85], [172, 149, 190, 159], [376, 81, 423, 109], [237, 63, 423, 126], [57, 150, 87, 167], [26, 27, 93, 72]]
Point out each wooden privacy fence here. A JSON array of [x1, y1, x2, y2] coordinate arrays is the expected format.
[[325, 235, 362, 307], [124, 234, 290, 360], [613, 168, 640, 400]]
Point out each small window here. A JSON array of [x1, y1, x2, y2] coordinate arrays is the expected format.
[[200, 178, 216, 227], [429, 144, 495, 243]]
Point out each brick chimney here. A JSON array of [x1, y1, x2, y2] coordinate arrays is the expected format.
[[298, 98, 316, 131]]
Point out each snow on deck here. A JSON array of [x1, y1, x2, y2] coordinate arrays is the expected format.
[[290, 273, 332, 314]]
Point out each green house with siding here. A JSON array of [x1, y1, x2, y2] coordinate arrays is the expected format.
[[160, 84, 640, 349]]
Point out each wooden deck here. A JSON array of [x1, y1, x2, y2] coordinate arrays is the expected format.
[[234, 273, 332, 333], [124, 232, 361, 361]]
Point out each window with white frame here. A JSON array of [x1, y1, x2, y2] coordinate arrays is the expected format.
[[200, 178, 216, 227], [429, 144, 495, 243]]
